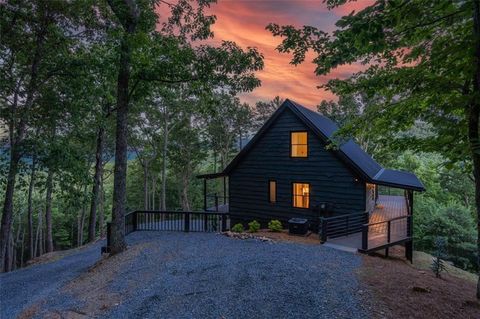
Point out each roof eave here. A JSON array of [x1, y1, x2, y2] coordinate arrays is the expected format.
[[372, 180, 426, 192]]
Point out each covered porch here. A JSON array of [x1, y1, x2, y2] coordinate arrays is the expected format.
[[321, 190, 414, 261], [197, 172, 229, 213], [326, 194, 410, 246]]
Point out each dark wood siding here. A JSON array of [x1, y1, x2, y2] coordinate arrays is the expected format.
[[229, 108, 366, 224]]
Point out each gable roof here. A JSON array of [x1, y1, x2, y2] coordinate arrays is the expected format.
[[219, 99, 425, 191]]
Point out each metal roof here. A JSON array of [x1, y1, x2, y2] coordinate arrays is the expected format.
[[198, 99, 425, 191]]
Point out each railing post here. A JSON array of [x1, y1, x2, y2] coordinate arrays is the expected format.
[[346, 215, 349, 235], [215, 194, 219, 212], [203, 178, 207, 211], [387, 220, 391, 244], [223, 176, 227, 205], [320, 218, 327, 243], [362, 224, 368, 251], [204, 213, 208, 232], [221, 214, 227, 232], [133, 212, 138, 231], [184, 212, 190, 232], [407, 215, 412, 237]]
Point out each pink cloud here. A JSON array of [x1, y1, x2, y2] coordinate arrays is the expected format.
[[156, 0, 372, 110]]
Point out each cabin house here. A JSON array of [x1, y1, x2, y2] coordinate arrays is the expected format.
[[198, 99, 425, 258]]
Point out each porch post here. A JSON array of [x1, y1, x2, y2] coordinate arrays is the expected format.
[[405, 190, 414, 263], [223, 176, 227, 205], [203, 178, 207, 211]]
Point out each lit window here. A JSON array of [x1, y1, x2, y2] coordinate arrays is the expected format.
[[293, 183, 310, 208], [291, 132, 308, 157], [269, 180, 276, 203]]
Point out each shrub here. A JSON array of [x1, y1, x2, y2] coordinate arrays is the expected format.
[[268, 220, 283, 232], [415, 199, 477, 270], [431, 237, 447, 278], [231, 223, 244, 233], [248, 220, 260, 233]]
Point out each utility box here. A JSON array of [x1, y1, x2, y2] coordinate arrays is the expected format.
[[288, 218, 308, 235]]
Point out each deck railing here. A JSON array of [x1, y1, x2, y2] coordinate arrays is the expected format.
[[103, 210, 230, 253], [361, 214, 412, 252], [319, 211, 369, 243]]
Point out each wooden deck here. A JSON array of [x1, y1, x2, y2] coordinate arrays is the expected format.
[[326, 195, 408, 250]]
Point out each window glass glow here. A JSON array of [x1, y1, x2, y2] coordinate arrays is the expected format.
[[293, 183, 310, 208], [291, 132, 308, 157], [269, 180, 276, 203]]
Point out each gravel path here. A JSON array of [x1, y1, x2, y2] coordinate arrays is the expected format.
[[0, 240, 103, 318], [0, 232, 368, 319]]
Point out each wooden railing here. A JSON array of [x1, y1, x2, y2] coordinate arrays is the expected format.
[[319, 211, 369, 243], [361, 214, 412, 252], [103, 210, 230, 253]]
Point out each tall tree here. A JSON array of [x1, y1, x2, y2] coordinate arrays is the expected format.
[[106, 0, 140, 254], [268, 0, 480, 298], [0, 0, 91, 270], [105, 0, 263, 254]]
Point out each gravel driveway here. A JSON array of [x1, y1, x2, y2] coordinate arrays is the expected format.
[[0, 232, 368, 319], [0, 240, 103, 318]]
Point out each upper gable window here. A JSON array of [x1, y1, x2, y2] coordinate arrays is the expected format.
[[291, 132, 308, 157]]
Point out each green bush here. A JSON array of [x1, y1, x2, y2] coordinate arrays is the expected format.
[[268, 220, 283, 232], [231, 223, 244, 233], [415, 199, 476, 270], [248, 220, 260, 233]]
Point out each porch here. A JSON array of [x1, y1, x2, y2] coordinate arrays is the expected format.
[[321, 193, 413, 260]]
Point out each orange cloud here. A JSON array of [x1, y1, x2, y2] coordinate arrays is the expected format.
[[156, 0, 372, 109]]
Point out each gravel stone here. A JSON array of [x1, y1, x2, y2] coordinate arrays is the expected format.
[[0, 232, 368, 319]]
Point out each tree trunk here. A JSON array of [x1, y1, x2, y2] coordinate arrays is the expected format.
[[180, 174, 190, 211], [109, 0, 139, 254], [7, 232, 14, 272], [20, 229, 25, 268], [34, 209, 42, 257], [471, 0, 480, 299], [13, 214, 22, 271], [77, 211, 81, 246], [161, 117, 168, 211], [0, 149, 21, 271], [78, 185, 88, 246], [151, 176, 156, 211], [0, 6, 49, 271], [88, 126, 105, 242], [27, 154, 36, 260], [44, 168, 54, 253], [143, 164, 149, 210], [99, 177, 105, 237]]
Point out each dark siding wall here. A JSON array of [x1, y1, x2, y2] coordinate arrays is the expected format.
[[229, 108, 366, 224]]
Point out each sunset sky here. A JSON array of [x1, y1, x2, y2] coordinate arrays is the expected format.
[[203, 0, 372, 107]]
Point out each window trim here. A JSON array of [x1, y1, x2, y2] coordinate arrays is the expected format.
[[292, 182, 310, 209], [268, 180, 277, 204], [290, 131, 308, 158]]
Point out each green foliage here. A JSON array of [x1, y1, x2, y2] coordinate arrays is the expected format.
[[231, 223, 244, 233], [431, 237, 448, 279], [268, 220, 283, 232], [0, 0, 264, 270], [415, 199, 476, 270], [248, 220, 260, 233]]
